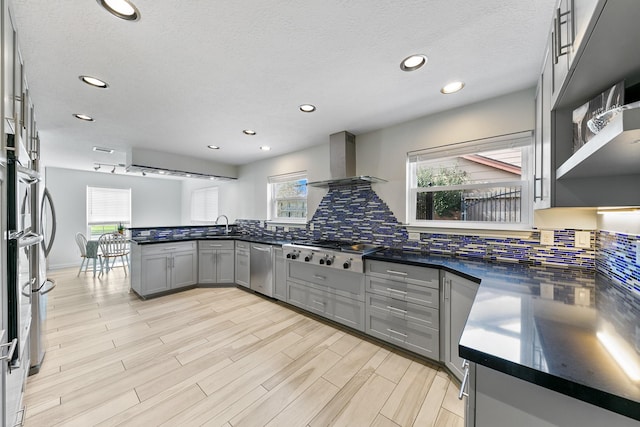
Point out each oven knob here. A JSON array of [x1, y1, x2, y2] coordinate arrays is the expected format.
[[291, 253, 298, 260], [304, 254, 313, 262], [286, 253, 292, 259], [326, 257, 333, 266], [343, 260, 351, 269], [319, 258, 325, 265]]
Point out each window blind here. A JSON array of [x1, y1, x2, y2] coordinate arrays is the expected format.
[[191, 186, 219, 222], [87, 187, 131, 224]]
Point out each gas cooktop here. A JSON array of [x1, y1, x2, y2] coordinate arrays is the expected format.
[[283, 240, 384, 273], [290, 239, 383, 254]]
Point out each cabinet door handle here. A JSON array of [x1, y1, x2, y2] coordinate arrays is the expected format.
[[386, 269, 407, 276], [386, 328, 408, 338], [313, 274, 326, 281], [459, 359, 470, 400], [554, 5, 572, 64], [386, 287, 407, 295], [386, 306, 407, 315]]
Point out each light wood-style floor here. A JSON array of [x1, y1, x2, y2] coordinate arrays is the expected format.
[[23, 267, 465, 427]]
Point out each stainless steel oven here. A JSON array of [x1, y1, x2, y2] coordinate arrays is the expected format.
[[6, 134, 42, 366]]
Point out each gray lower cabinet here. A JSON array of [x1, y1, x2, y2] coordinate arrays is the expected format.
[[286, 261, 365, 331], [198, 240, 235, 284], [442, 272, 479, 381], [131, 241, 197, 297], [467, 363, 639, 427], [235, 242, 250, 288], [273, 247, 286, 301], [365, 260, 441, 360]]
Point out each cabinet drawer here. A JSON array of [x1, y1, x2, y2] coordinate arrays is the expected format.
[[366, 276, 439, 309], [287, 281, 365, 332], [235, 241, 250, 250], [199, 240, 235, 250], [366, 293, 439, 330], [366, 310, 439, 360], [366, 260, 439, 288], [287, 262, 365, 301], [142, 241, 196, 256]]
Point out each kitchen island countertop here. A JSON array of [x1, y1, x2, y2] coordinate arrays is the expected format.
[[365, 249, 640, 422]]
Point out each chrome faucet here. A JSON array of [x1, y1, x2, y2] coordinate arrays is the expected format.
[[215, 215, 229, 234]]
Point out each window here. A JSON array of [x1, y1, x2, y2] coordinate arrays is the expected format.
[[268, 171, 307, 222], [191, 187, 219, 223], [407, 132, 532, 227], [87, 186, 131, 239]]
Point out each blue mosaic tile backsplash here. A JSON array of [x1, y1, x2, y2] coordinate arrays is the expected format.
[[597, 230, 640, 292], [236, 184, 596, 269]]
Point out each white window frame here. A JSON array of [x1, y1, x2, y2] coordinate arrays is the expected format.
[[406, 131, 533, 230], [267, 171, 308, 223], [86, 186, 132, 238], [190, 186, 219, 223]]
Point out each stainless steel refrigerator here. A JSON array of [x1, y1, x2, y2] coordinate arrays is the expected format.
[[28, 133, 56, 375]]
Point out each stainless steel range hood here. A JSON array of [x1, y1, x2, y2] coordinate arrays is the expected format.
[[307, 131, 386, 187]]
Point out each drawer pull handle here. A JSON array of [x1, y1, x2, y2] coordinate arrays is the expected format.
[[162, 247, 177, 251], [386, 269, 408, 276], [312, 299, 325, 306], [209, 244, 223, 247], [313, 274, 327, 280], [386, 287, 407, 295], [459, 359, 470, 400], [387, 306, 407, 315], [386, 328, 407, 338]]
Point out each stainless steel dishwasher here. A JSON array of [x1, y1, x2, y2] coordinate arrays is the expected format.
[[250, 243, 273, 297]]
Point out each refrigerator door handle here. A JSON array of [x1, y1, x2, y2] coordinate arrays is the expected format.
[[39, 279, 56, 295], [0, 339, 18, 362], [41, 187, 56, 257]]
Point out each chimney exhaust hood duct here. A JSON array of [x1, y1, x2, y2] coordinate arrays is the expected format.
[[307, 131, 386, 187]]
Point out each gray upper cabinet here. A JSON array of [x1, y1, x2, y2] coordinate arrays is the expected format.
[[533, 44, 554, 210], [536, 0, 640, 207]]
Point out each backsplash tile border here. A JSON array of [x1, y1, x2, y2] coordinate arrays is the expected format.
[[597, 230, 640, 293]]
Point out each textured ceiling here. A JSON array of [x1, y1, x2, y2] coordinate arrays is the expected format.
[[10, 0, 556, 171]]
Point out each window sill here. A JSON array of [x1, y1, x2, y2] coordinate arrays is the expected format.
[[266, 220, 307, 228], [403, 222, 536, 238]]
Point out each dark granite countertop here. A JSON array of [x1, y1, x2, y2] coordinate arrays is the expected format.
[[130, 235, 291, 247], [365, 249, 640, 421]]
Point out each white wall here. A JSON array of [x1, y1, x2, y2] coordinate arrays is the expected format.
[[181, 143, 330, 223], [356, 88, 536, 222], [46, 167, 182, 268]]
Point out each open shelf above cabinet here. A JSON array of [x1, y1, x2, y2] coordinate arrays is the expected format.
[[556, 108, 640, 179]]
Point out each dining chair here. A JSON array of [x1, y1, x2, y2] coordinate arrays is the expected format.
[[75, 232, 103, 277], [98, 233, 130, 276]]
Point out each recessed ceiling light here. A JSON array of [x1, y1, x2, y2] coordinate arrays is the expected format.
[[80, 75, 109, 88], [299, 104, 316, 113], [158, 170, 166, 174], [93, 146, 114, 154], [97, 0, 140, 21], [185, 174, 191, 178], [441, 81, 465, 94], [243, 129, 256, 135], [260, 146, 271, 151], [400, 54, 428, 71], [209, 177, 216, 180], [207, 145, 220, 150], [73, 113, 94, 121]]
